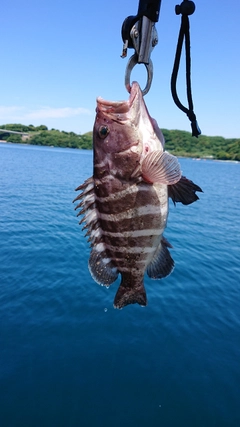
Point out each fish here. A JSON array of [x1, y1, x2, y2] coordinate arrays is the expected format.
[[73, 82, 202, 309]]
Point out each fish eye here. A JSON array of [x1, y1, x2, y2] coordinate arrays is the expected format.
[[98, 125, 109, 139]]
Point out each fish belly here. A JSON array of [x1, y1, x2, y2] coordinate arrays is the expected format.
[[94, 177, 168, 276]]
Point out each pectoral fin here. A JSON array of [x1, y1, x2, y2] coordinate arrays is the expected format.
[[142, 150, 181, 184], [168, 175, 203, 205]]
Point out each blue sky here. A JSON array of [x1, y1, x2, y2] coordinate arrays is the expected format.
[[1, 0, 240, 138]]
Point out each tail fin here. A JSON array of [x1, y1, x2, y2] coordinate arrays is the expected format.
[[113, 278, 147, 309]]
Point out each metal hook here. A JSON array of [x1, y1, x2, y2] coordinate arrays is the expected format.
[[125, 53, 153, 96]]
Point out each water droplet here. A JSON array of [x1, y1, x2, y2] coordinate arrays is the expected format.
[[104, 308, 108, 312]]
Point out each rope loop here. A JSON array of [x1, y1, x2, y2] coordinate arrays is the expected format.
[[171, 1, 201, 137]]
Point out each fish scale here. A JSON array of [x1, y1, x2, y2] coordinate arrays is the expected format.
[[74, 82, 202, 309]]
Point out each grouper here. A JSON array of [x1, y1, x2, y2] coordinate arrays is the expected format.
[[74, 82, 202, 309]]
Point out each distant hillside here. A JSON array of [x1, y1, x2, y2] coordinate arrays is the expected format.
[[0, 123, 239, 160], [162, 129, 240, 161], [0, 124, 92, 150]]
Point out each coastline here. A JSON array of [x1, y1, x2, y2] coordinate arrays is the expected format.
[[1, 140, 239, 163]]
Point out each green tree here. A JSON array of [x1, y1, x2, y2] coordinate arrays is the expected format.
[[6, 134, 22, 143]]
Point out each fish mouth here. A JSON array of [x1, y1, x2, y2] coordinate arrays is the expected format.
[[96, 81, 142, 117], [96, 82, 163, 147]]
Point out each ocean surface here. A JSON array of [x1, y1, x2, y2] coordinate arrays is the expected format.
[[0, 142, 240, 427]]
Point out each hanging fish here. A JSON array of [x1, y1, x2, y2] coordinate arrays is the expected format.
[[74, 82, 202, 309]]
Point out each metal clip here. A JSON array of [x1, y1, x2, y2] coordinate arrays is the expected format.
[[130, 16, 158, 63], [123, 16, 158, 95], [125, 54, 153, 96]]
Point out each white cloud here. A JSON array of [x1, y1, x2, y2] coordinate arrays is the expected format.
[[25, 107, 91, 120], [0, 106, 24, 118], [0, 106, 92, 122]]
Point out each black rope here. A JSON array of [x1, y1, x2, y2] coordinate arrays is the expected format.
[[171, 1, 201, 137]]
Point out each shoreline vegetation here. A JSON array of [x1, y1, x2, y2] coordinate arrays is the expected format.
[[0, 123, 239, 161]]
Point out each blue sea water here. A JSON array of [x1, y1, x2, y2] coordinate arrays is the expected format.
[[0, 142, 240, 427]]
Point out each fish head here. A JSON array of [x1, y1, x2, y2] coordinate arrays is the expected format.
[[93, 82, 165, 174]]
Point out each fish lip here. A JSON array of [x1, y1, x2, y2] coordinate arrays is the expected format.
[[96, 81, 141, 115]]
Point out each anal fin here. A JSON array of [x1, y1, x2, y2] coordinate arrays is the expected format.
[[147, 237, 174, 279]]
